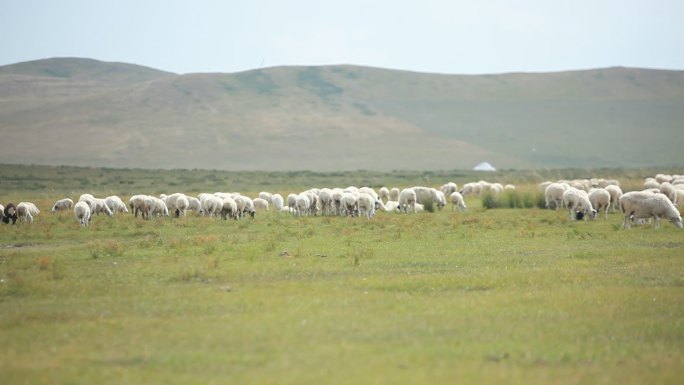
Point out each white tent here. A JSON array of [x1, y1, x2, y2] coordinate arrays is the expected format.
[[473, 162, 496, 171]]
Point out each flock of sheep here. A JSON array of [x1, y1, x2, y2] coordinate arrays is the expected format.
[[539, 174, 683, 229], [1, 174, 682, 230]]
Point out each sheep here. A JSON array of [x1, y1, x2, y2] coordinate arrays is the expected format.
[[643, 179, 660, 189], [382, 201, 401, 212], [2, 203, 17, 224], [287, 194, 298, 215], [504, 184, 516, 191], [659, 182, 678, 205], [318, 188, 334, 215], [620, 191, 683, 229], [0, 204, 4, 219], [253, 197, 269, 212], [105, 195, 128, 215], [144, 196, 169, 218], [187, 197, 202, 215], [332, 189, 344, 215], [340, 192, 358, 217], [545, 183, 569, 210], [588, 188, 611, 220], [272, 194, 284, 211], [357, 193, 376, 219], [73, 201, 91, 227], [412, 186, 446, 210], [80, 195, 112, 217], [389, 187, 400, 202], [220, 197, 238, 220], [562, 188, 597, 221], [379, 187, 390, 202], [17, 202, 40, 223], [258, 191, 273, 203], [129, 195, 149, 218], [295, 193, 311, 217], [201, 195, 223, 218], [460, 182, 481, 197], [399, 188, 417, 213], [604, 185, 623, 212], [175, 195, 190, 217], [51, 198, 74, 213], [450, 191, 467, 211], [441, 182, 458, 197]]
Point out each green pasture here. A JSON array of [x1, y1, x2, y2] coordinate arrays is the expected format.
[[1, 166, 683, 384]]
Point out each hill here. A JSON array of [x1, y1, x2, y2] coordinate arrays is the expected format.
[[1, 57, 683, 171]]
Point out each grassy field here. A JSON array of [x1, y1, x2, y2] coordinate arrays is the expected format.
[[1, 166, 683, 384]]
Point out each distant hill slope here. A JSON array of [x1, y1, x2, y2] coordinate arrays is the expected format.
[[1, 57, 682, 171]]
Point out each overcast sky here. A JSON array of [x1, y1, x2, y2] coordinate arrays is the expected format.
[[2, 0, 683, 75]]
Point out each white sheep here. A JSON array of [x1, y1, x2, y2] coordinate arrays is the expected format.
[[201, 195, 223, 218], [17, 202, 40, 223], [659, 182, 678, 205], [287, 193, 298, 215], [562, 187, 597, 221], [604, 185, 623, 212], [128, 195, 149, 218], [220, 197, 238, 220], [318, 188, 334, 215], [73, 201, 91, 227], [399, 188, 417, 213], [545, 183, 569, 210], [295, 193, 311, 217], [441, 182, 458, 197], [382, 201, 401, 212], [175, 195, 190, 217], [588, 188, 611, 220], [253, 197, 269, 212], [340, 192, 358, 217], [357, 193, 376, 219], [258, 191, 273, 203], [105, 195, 128, 215], [187, 197, 202, 215], [51, 198, 74, 213], [620, 191, 683, 229], [412, 186, 446, 210], [450, 191, 467, 211], [379, 187, 390, 202], [389, 187, 400, 202], [144, 196, 169, 218], [272, 194, 284, 211]]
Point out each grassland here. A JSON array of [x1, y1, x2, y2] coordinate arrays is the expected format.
[[1, 165, 683, 384]]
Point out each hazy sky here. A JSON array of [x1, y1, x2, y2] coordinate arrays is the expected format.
[[2, 0, 683, 75]]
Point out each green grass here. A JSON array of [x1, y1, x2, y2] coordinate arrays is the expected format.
[[1, 181, 683, 384]]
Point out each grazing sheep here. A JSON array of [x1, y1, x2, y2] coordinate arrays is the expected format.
[[318, 188, 334, 215], [128, 195, 149, 218], [17, 202, 40, 223], [450, 191, 467, 211], [604, 185, 623, 212], [588, 188, 611, 220], [253, 197, 269, 212], [399, 188, 417, 213], [258, 191, 273, 203], [187, 197, 202, 215], [272, 194, 284, 211], [389, 187, 400, 202], [74, 201, 91, 227], [379, 187, 390, 202], [412, 187, 446, 210], [382, 201, 401, 212], [441, 182, 458, 197], [287, 194, 298, 215], [357, 193, 376, 220], [201, 195, 223, 218], [220, 197, 238, 220], [295, 193, 311, 217], [620, 191, 683, 229], [51, 198, 74, 213], [105, 195, 128, 215], [144, 196, 169, 218], [175, 195, 190, 217], [562, 188, 597, 221], [340, 192, 358, 217], [2, 202, 17, 224], [659, 182, 678, 205], [545, 183, 569, 210]]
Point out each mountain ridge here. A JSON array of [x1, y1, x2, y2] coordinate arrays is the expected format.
[[1, 57, 682, 171]]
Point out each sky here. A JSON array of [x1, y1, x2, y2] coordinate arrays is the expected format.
[[2, 0, 683, 75]]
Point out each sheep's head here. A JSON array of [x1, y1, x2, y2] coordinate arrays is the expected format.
[[589, 209, 598, 220], [672, 216, 683, 229]]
